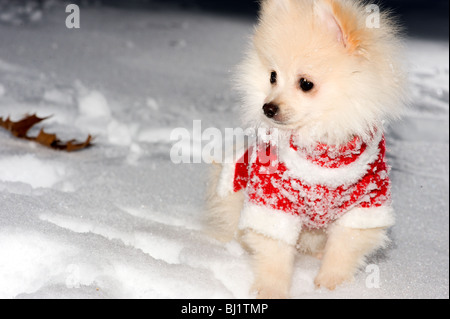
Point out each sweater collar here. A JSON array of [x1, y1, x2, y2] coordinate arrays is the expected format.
[[289, 135, 368, 169]]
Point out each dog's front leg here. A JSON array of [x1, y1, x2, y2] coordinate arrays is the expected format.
[[242, 230, 296, 299], [314, 224, 389, 290], [205, 164, 245, 242]]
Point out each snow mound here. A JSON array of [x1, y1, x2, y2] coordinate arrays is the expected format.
[[0, 155, 65, 189], [0, 0, 44, 26], [0, 230, 77, 299], [78, 90, 112, 119]]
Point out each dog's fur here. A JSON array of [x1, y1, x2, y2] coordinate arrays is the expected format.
[[206, 0, 405, 299]]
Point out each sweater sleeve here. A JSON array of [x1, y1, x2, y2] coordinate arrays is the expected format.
[[216, 146, 251, 198]]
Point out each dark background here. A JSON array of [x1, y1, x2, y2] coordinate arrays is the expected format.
[[9, 0, 448, 39], [86, 0, 449, 39]]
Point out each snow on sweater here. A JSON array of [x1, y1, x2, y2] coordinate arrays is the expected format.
[[218, 130, 395, 245]]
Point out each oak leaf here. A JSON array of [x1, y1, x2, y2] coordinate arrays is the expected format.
[[0, 114, 93, 152]]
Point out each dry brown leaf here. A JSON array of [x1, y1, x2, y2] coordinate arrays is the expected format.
[[0, 114, 93, 152], [0, 114, 47, 138]]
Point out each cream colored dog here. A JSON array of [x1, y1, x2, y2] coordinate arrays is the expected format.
[[206, 0, 405, 299]]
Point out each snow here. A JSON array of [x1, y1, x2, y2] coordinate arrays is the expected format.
[[0, 154, 66, 188], [78, 90, 112, 119], [0, 2, 448, 299]]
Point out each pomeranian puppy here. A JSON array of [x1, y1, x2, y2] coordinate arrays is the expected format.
[[206, 0, 405, 299]]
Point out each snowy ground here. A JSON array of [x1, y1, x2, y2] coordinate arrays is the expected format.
[[0, 2, 448, 299]]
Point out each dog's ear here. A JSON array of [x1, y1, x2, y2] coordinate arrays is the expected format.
[[260, 0, 291, 15], [314, 0, 364, 54]]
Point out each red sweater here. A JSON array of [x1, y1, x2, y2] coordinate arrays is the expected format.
[[232, 133, 392, 230]]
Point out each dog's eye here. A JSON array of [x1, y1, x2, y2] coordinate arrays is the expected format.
[[300, 78, 314, 92], [270, 71, 277, 85]]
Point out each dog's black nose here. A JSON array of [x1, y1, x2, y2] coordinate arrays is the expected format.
[[263, 103, 279, 119]]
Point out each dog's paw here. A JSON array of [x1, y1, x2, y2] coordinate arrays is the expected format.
[[251, 281, 289, 299], [252, 286, 289, 299], [314, 271, 353, 291]]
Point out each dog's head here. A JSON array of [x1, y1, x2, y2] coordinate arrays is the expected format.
[[237, 0, 406, 145]]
